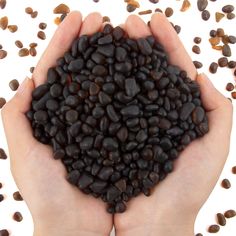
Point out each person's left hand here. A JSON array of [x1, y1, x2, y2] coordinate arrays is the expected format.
[[1, 12, 113, 236]]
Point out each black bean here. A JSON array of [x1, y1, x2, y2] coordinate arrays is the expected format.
[[67, 170, 80, 185], [98, 167, 114, 180], [98, 91, 112, 105], [97, 44, 115, 57], [65, 110, 78, 123], [78, 173, 94, 189], [121, 105, 140, 117], [192, 106, 205, 124], [103, 137, 118, 151], [106, 105, 119, 122], [68, 58, 84, 72], [179, 102, 195, 121], [137, 38, 152, 55], [125, 78, 140, 97]]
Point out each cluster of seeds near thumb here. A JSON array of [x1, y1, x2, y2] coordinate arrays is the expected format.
[[27, 24, 209, 213]]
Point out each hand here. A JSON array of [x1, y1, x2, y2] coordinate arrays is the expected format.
[[1, 12, 113, 236], [114, 14, 233, 236]]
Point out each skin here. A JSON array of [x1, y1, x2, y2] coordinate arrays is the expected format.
[[1, 12, 233, 236]]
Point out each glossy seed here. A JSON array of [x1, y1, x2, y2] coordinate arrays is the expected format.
[[217, 213, 226, 226], [13, 191, 23, 201], [39, 22, 47, 30], [208, 225, 220, 233], [18, 48, 29, 57], [53, 3, 70, 14], [25, 7, 33, 14], [0, 229, 9, 236], [0, 16, 8, 30], [226, 83, 234, 92], [222, 44, 231, 57], [180, 0, 191, 12], [9, 79, 19, 91], [8, 25, 18, 33], [232, 166, 236, 174], [13, 212, 23, 222], [0, 50, 7, 59], [192, 45, 201, 54], [224, 210, 236, 218], [15, 40, 23, 48], [215, 12, 225, 22], [218, 57, 228, 67], [165, 7, 174, 17], [221, 178, 231, 189], [37, 31, 46, 40], [222, 5, 234, 14], [0, 98, 6, 109]]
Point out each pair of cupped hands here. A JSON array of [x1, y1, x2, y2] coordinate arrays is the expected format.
[[1, 12, 233, 236]]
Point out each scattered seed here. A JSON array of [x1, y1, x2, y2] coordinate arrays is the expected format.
[[216, 28, 224, 37], [180, 0, 191, 12], [222, 5, 234, 14], [29, 42, 37, 48], [0, 16, 8, 30], [222, 35, 229, 44], [202, 10, 210, 21], [15, 40, 23, 48], [127, 4, 136, 13], [0, 148, 7, 159], [208, 225, 220, 233], [0, 0, 6, 9], [228, 61, 236, 69], [25, 7, 33, 14], [54, 17, 61, 25], [0, 194, 4, 202], [218, 57, 228, 67], [224, 210, 236, 218], [192, 45, 201, 54], [31, 11, 38, 18], [174, 25, 181, 34], [194, 37, 202, 44], [209, 62, 218, 73], [197, 0, 208, 11], [227, 12, 235, 20], [60, 14, 67, 22], [0, 182, 2, 188], [53, 3, 70, 14], [210, 30, 217, 37], [0, 98, 6, 109], [13, 191, 23, 201], [0, 229, 9, 236], [39, 22, 47, 30], [232, 166, 236, 174], [7, 25, 18, 33], [30, 67, 35, 73], [0, 49, 7, 59], [215, 12, 225, 22], [212, 45, 222, 51], [9, 79, 19, 91], [217, 213, 226, 226], [195, 234, 203, 236], [138, 10, 152, 15], [226, 83, 234, 92], [13, 212, 23, 222], [37, 31, 46, 40], [18, 48, 29, 57], [155, 8, 163, 13], [149, 0, 159, 3], [222, 44, 231, 57], [221, 178, 231, 189], [165, 7, 174, 17], [103, 16, 110, 23], [193, 61, 203, 69], [29, 47, 37, 57], [209, 37, 220, 46], [0, 44, 2, 49], [228, 36, 236, 44], [231, 92, 236, 99]]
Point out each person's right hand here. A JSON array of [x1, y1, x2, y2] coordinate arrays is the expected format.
[[114, 13, 233, 236], [1, 12, 113, 236]]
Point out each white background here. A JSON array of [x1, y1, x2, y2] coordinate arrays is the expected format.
[[0, 0, 236, 235]]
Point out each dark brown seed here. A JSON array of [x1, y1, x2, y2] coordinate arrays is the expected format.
[[209, 62, 218, 73], [228, 61, 236, 69], [13, 191, 23, 201], [210, 30, 217, 37], [218, 57, 228, 67], [165, 7, 174, 17], [226, 83, 234, 91], [138, 10, 152, 15], [103, 16, 110, 23], [15, 40, 23, 48], [222, 44, 231, 57], [39, 22, 47, 30], [30, 67, 35, 73], [227, 12, 235, 20], [0, 49, 7, 59], [216, 28, 225, 37], [197, 0, 208, 11], [222, 35, 229, 44], [29, 47, 37, 57], [228, 36, 236, 44], [155, 8, 163, 13], [18, 48, 29, 57], [208, 225, 220, 233], [221, 178, 231, 189], [231, 92, 236, 99], [149, 0, 159, 3], [0, 16, 8, 30], [8, 25, 18, 33], [0, 194, 4, 202], [0, 229, 9, 236], [37, 31, 46, 40], [192, 45, 201, 54], [174, 25, 181, 34], [194, 37, 202, 44], [217, 213, 226, 226], [0, 44, 2, 49], [215, 12, 225, 22], [222, 5, 234, 14], [53, 3, 70, 14], [0, 182, 2, 188], [232, 166, 236, 174], [127, 4, 136, 13], [0, 0, 6, 9], [0, 98, 6, 109], [193, 61, 203, 69], [224, 210, 236, 218], [25, 7, 33, 14], [31, 11, 38, 18], [13, 212, 23, 222], [202, 10, 210, 21], [0, 148, 7, 159], [9, 79, 19, 91], [29, 42, 37, 48], [180, 0, 191, 12], [195, 234, 203, 236]]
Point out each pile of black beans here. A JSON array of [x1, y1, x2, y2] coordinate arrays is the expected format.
[[27, 24, 209, 213]]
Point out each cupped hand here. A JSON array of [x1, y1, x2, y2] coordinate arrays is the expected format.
[[1, 12, 113, 236], [114, 14, 233, 236]]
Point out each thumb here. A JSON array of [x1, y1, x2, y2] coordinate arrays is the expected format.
[[1, 77, 37, 160]]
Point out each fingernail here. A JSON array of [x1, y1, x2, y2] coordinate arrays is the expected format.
[[17, 77, 30, 94]]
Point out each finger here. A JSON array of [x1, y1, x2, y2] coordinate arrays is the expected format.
[[33, 11, 82, 87], [150, 13, 197, 80], [197, 74, 233, 150], [1, 78, 37, 157], [79, 12, 103, 36], [125, 14, 151, 38]]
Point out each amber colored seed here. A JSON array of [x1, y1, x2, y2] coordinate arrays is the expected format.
[[212, 45, 222, 51], [8, 25, 18, 33], [0, 97, 6, 109], [138, 10, 152, 15], [217, 213, 226, 226], [18, 48, 29, 57], [0, 16, 8, 30], [102, 16, 110, 23], [231, 92, 236, 99], [0, 0, 7, 9], [192, 45, 201, 54], [155, 8, 163, 13], [180, 0, 191, 12], [222, 35, 229, 44], [29, 42, 37, 48], [39, 22, 47, 30], [208, 225, 220, 233], [29, 47, 37, 57], [127, 0, 140, 8], [31, 11, 38, 18], [227, 13, 235, 20], [15, 40, 23, 48], [224, 210, 236, 218], [25, 7, 33, 14], [209, 37, 220, 46], [37, 31, 46, 40], [221, 178, 231, 189], [54, 17, 61, 25], [53, 3, 70, 14], [215, 12, 225, 22], [30, 67, 35, 73], [13, 212, 23, 222], [216, 28, 225, 37], [0, 49, 7, 59], [165, 7, 174, 17], [232, 166, 236, 174], [194, 37, 202, 44]]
